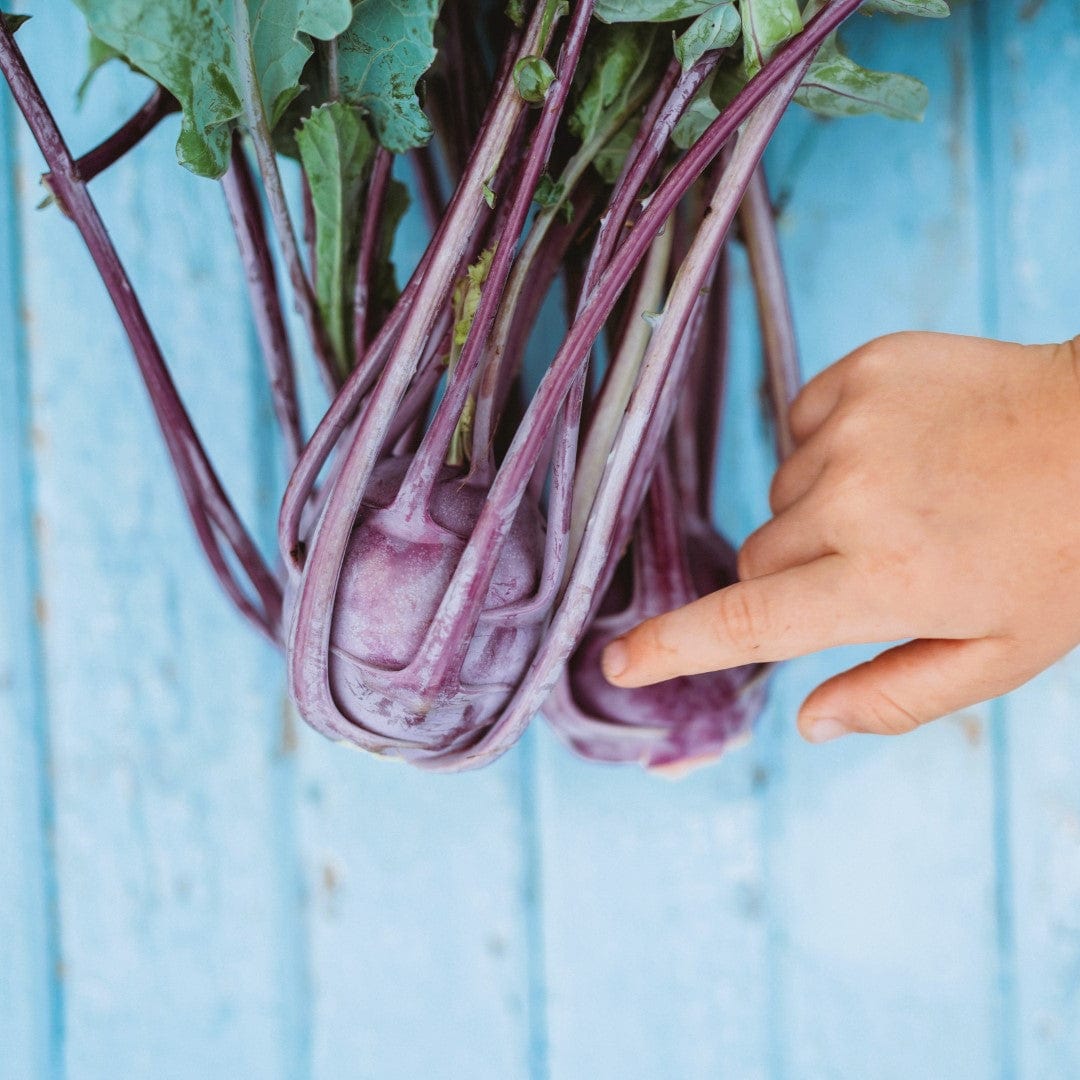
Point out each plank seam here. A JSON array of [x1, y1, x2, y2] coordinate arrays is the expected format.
[[2, 75, 66, 1080], [970, 7, 1020, 1079], [519, 731, 550, 1080], [243, 263, 314, 1080]]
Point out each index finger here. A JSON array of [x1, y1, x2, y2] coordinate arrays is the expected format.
[[601, 554, 902, 688]]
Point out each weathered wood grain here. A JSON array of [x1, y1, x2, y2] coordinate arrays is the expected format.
[[739, 8, 1003, 1078], [976, 4, 1080, 1076], [0, 63, 62, 1080], [3, 4, 1080, 1079], [11, 7, 307, 1077]]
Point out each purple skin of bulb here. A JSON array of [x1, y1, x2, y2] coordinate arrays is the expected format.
[[547, 466, 769, 775], [287, 456, 546, 758]]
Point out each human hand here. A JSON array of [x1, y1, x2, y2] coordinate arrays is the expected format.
[[601, 331, 1080, 743]]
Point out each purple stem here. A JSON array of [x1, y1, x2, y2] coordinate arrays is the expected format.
[[286, 3, 552, 742], [391, 0, 595, 522], [412, 1, 863, 698], [353, 145, 392, 358], [0, 25, 283, 643], [739, 162, 801, 461], [428, 52, 825, 771], [583, 54, 717, 303], [278, 239, 436, 565], [301, 171, 316, 282], [43, 84, 179, 195], [633, 454, 695, 610], [278, 14, 534, 568], [222, 133, 304, 467]]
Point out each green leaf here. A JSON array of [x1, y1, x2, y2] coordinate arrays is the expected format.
[[863, 0, 949, 15], [795, 32, 929, 121], [533, 173, 573, 220], [533, 173, 566, 208], [594, 0, 717, 22], [70, 0, 354, 177], [674, 4, 741, 70], [671, 74, 719, 149], [295, 102, 375, 372], [335, 0, 439, 152], [571, 23, 659, 143], [506, 0, 526, 26], [514, 55, 555, 104], [741, 0, 803, 77], [592, 116, 636, 183], [452, 248, 495, 348], [0, 12, 30, 32]]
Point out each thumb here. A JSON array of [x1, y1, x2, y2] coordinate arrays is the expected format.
[[797, 636, 1033, 743]]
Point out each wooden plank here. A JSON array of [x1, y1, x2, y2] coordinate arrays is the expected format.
[[294, 173, 536, 1080], [13, 9, 307, 1077], [534, 176, 771, 1080], [0, 64, 63, 1080], [733, 9, 1004, 1077], [976, 4, 1080, 1076]]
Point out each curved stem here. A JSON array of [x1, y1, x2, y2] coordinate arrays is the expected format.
[[353, 145, 392, 358], [470, 40, 662, 459], [286, 3, 554, 743], [222, 133, 304, 467], [565, 216, 674, 576], [429, 46, 830, 771], [739, 162, 800, 461], [0, 24, 283, 643], [232, 8, 340, 398], [43, 84, 179, 196], [393, 0, 594, 521]]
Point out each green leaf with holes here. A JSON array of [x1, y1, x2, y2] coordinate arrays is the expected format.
[[70, 0, 353, 177], [795, 32, 929, 121]]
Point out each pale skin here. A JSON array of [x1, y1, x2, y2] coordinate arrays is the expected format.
[[601, 331, 1080, 743]]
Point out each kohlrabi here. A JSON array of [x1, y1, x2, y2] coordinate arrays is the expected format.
[[0, 0, 949, 772]]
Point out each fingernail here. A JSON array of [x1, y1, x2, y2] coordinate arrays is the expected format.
[[601, 639, 630, 683], [805, 717, 850, 744]]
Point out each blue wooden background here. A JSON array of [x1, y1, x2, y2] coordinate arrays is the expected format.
[[3, 3, 1080, 1078]]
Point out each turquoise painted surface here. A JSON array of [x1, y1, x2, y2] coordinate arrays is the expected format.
[[2, 4, 1079, 1078]]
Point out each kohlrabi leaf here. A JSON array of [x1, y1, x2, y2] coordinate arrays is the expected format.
[[334, 0, 439, 152], [534, 173, 567, 208], [514, 55, 556, 103], [593, 0, 716, 22], [70, 0, 353, 177], [672, 75, 719, 148], [863, 0, 949, 15], [795, 32, 929, 121], [295, 102, 375, 371], [592, 115, 637, 182], [452, 248, 495, 348], [741, 0, 802, 77], [0, 12, 30, 32], [571, 23, 659, 144], [673, 4, 741, 71]]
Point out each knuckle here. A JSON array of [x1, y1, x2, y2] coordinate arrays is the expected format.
[[862, 686, 926, 736], [848, 331, 915, 377], [736, 540, 758, 581], [711, 587, 769, 654], [768, 465, 793, 514]]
